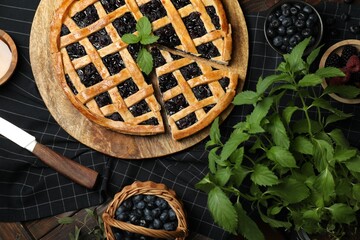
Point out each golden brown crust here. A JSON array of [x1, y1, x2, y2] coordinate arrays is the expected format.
[[50, 0, 236, 139]]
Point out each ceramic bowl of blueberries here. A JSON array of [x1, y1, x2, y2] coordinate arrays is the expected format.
[[102, 181, 188, 240], [264, 0, 323, 55], [319, 39, 360, 104]]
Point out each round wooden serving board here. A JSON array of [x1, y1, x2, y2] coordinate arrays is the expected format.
[[29, 0, 249, 159]]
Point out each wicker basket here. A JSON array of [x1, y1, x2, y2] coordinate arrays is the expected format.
[[103, 181, 188, 240]]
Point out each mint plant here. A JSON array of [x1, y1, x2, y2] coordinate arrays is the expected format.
[[58, 208, 106, 240], [196, 38, 360, 240], [122, 16, 159, 75]]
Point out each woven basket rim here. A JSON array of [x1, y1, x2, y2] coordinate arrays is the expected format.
[[103, 181, 188, 240]]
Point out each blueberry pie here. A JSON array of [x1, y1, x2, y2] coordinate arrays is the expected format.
[[50, 0, 237, 140]]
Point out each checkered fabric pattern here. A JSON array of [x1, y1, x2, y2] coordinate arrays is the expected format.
[[0, 1, 359, 239]]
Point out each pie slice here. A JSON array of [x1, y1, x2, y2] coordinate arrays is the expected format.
[[137, 0, 232, 65], [50, 0, 164, 135], [151, 47, 238, 140], [50, 0, 237, 140]]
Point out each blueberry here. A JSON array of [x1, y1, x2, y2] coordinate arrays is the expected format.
[[295, 19, 305, 28], [270, 19, 280, 28], [306, 19, 315, 28], [290, 7, 298, 15], [132, 195, 144, 203], [297, 11, 307, 20], [266, 27, 276, 38], [282, 17, 292, 27], [153, 218, 163, 229], [286, 26, 297, 35], [122, 199, 133, 209], [155, 198, 168, 209], [160, 211, 169, 222], [152, 208, 161, 218], [303, 5, 313, 14], [144, 195, 156, 203], [277, 26, 286, 36], [136, 201, 146, 210], [272, 36, 283, 47], [301, 28, 312, 38], [163, 222, 177, 231], [116, 212, 129, 221], [168, 209, 177, 221]]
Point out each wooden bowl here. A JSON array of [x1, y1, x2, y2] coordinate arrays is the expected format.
[[102, 181, 188, 240], [0, 29, 18, 85], [319, 39, 360, 104]]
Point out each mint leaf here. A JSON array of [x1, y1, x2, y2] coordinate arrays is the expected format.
[[233, 90, 259, 105], [286, 37, 310, 73], [328, 129, 349, 148], [306, 45, 322, 66], [208, 147, 220, 173], [259, 212, 292, 229], [298, 74, 323, 87], [267, 146, 297, 168], [292, 136, 314, 155], [137, 48, 153, 75], [140, 34, 159, 45], [269, 178, 310, 204], [58, 216, 75, 225], [256, 74, 289, 95], [345, 155, 360, 172], [195, 174, 216, 194], [209, 118, 221, 146], [312, 139, 334, 171], [220, 130, 249, 161], [208, 186, 238, 234], [235, 202, 265, 240], [325, 114, 351, 127], [232, 166, 251, 187], [136, 16, 152, 36], [282, 106, 299, 125], [215, 167, 232, 187], [333, 148, 357, 162], [122, 33, 140, 44], [314, 168, 335, 203], [324, 85, 360, 99], [315, 67, 345, 78], [251, 164, 279, 186], [328, 203, 356, 224], [267, 114, 290, 149], [352, 184, 360, 201]]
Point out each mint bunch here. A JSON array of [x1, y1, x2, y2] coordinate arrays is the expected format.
[[122, 16, 159, 75], [196, 38, 360, 240]]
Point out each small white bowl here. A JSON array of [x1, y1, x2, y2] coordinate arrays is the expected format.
[[0, 29, 18, 85]]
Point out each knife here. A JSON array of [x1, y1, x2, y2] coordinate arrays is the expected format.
[[0, 117, 99, 189]]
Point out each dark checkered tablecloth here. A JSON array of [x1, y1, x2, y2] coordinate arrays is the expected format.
[[0, 1, 359, 239]]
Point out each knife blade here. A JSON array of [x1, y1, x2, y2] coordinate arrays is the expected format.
[[0, 117, 99, 189]]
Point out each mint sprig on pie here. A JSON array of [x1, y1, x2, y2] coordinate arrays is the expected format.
[[50, 0, 238, 140]]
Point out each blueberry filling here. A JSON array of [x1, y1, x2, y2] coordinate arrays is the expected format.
[[100, 0, 125, 13], [117, 78, 139, 99], [106, 112, 123, 121], [113, 12, 137, 37], [139, 0, 167, 22], [204, 104, 215, 113], [76, 63, 102, 87], [206, 6, 221, 30], [176, 112, 197, 130], [179, 62, 202, 80], [170, 53, 183, 60], [102, 53, 125, 75], [88, 29, 112, 50], [196, 42, 220, 59], [129, 100, 151, 117], [158, 73, 178, 93], [164, 94, 189, 115], [65, 74, 78, 95], [219, 77, 230, 91], [60, 24, 70, 36], [66, 42, 86, 60], [127, 43, 141, 60], [171, 0, 191, 9], [72, 5, 99, 28], [140, 117, 159, 126], [192, 84, 212, 100], [154, 24, 181, 48], [183, 12, 207, 39], [151, 48, 166, 68], [95, 92, 112, 107]]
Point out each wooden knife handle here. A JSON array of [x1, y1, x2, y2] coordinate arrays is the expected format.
[[32, 143, 99, 189]]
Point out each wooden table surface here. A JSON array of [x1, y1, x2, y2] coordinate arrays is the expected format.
[[1, 0, 359, 240]]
